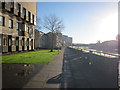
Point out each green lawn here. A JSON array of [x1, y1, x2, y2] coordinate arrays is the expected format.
[[2, 50, 58, 64]]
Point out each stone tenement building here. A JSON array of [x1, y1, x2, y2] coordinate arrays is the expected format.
[[35, 30, 48, 49], [35, 30, 72, 49], [0, 1, 36, 53], [46, 32, 63, 49]]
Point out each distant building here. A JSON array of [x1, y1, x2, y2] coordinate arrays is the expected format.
[[35, 30, 44, 50], [35, 31, 73, 49], [0, 1, 36, 53], [62, 35, 72, 46], [46, 32, 63, 49], [40, 34, 48, 49], [35, 30, 48, 49]]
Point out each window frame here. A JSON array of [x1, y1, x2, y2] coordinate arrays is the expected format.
[[0, 16, 5, 26], [20, 4, 23, 14], [26, 10, 28, 17], [14, 2, 18, 10], [23, 7, 26, 15], [16, 22, 19, 30], [12, 37, 15, 46], [0, 37, 1, 46], [16, 39, 19, 46], [9, 19, 13, 28], [3, 38, 7, 46]]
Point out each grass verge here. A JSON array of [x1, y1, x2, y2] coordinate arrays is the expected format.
[[2, 50, 58, 64]]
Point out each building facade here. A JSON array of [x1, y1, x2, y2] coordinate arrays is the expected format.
[[0, 1, 36, 53], [62, 35, 72, 46], [35, 30, 48, 49], [46, 32, 63, 49], [35, 30, 73, 50]]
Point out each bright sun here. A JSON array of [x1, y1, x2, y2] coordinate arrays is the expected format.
[[97, 13, 118, 42]]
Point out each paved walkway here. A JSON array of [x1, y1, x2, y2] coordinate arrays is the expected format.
[[24, 49, 64, 88]]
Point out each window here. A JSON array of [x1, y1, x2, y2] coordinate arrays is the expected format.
[[0, 16, 5, 26], [23, 8, 26, 15], [31, 13, 32, 20], [26, 10, 28, 16], [29, 40, 31, 46], [32, 15, 34, 24], [16, 22, 21, 30], [28, 11, 31, 21], [20, 5, 23, 14], [14, 2, 18, 10], [16, 39, 19, 46], [8, 38, 12, 46], [31, 39, 33, 46], [9, 19, 13, 28], [34, 16, 36, 25], [12, 38, 15, 45], [21, 40, 22, 46], [26, 39, 29, 46], [16, 22, 19, 30], [26, 26, 29, 33], [22, 39, 24, 46], [18, 4, 21, 13], [24, 24, 27, 31], [5, 2, 10, 5], [17, 22, 22, 31], [3, 38, 7, 46], [0, 37, 1, 46]]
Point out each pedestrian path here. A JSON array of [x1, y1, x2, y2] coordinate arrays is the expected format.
[[24, 49, 64, 88]]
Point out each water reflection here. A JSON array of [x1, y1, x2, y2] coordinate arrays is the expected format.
[[2, 63, 44, 88]]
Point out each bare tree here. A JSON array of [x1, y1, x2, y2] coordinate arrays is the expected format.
[[35, 17, 42, 31], [44, 14, 64, 52]]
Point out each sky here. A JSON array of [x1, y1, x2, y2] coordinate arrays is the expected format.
[[37, 2, 118, 44]]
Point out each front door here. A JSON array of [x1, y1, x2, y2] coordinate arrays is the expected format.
[[31, 39, 33, 50], [16, 37, 19, 51], [8, 36, 12, 52], [27, 39, 29, 50], [22, 38, 24, 51]]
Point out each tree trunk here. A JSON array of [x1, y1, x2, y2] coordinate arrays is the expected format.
[[50, 49, 53, 52], [50, 32, 54, 52]]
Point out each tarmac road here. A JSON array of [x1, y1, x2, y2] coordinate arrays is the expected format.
[[61, 47, 118, 88]]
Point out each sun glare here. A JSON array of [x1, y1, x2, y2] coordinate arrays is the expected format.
[[97, 13, 118, 42]]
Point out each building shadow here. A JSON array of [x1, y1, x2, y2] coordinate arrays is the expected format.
[[2, 64, 44, 88], [47, 74, 62, 84]]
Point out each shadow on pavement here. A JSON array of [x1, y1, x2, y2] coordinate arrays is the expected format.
[[2, 64, 44, 88], [47, 74, 62, 84]]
